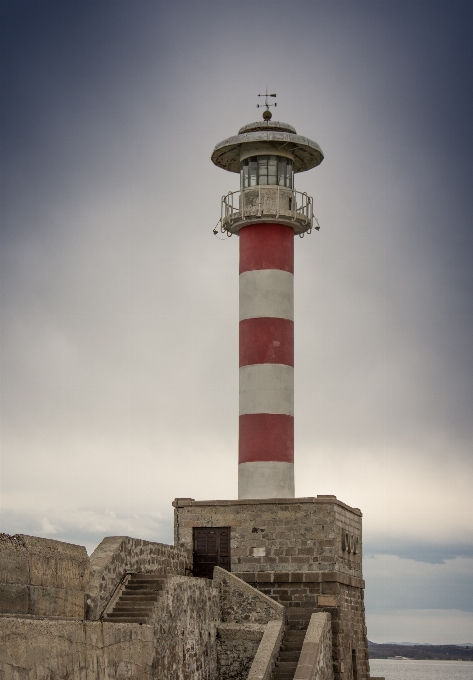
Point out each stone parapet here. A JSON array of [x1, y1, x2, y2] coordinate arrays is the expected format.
[[0, 533, 88, 618], [0, 617, 154, 680], [247, 619, 285, 680], [294, 613, 334, 680]]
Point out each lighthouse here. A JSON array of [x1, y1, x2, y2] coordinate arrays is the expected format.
[[211, 96, 324, 500], [175, 106, 370, 680]]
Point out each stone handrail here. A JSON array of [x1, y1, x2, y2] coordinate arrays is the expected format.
[[294, 613, 333, 680], [246, 619, 284, 680]]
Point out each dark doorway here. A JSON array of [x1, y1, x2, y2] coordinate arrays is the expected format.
[[352, 649, 358, 680], [193, 527, 231, 578]]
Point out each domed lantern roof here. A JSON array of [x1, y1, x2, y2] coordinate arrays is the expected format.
[[211, 119, 324, 174]]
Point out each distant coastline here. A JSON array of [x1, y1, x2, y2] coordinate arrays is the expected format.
[[368, 642, 473, 661]]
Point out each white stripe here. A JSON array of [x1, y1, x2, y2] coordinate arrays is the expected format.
[[239, 364, 293, 416], [239, 269, 294, 321], [238, 461, 295, 499]]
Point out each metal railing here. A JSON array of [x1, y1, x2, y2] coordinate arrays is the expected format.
[[220, 187, 315, 234]]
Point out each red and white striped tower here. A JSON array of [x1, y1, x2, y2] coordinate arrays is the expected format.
[[212, 104, 323, 499]]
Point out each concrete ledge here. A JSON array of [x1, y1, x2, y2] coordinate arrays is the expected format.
[[247, 618, 284, 680], [234, 571, 365, 589], [294, 612, 333, 680], [0, 534, 88, 618], [173, 497, 362, 516]]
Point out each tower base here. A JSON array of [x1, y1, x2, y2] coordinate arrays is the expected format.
[[173, 496, 370, 680]]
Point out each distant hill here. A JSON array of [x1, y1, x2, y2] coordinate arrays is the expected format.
[[383, 641, 473, 647], [368, 641, 473, 661]]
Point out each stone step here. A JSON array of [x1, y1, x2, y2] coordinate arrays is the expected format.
[[129, 573, 165, 579], [109, 613, 152, 619], [281, 641, 304, 651], [274, 662, 298, 670], [279, 651, 300, 662], [113, 605, 154, 612], [126, 584, 160, 589], [119, 593, 160, 600], [104, 614, 148, 623], [104, 572, 167, 624], [282, 632, 305, 641]]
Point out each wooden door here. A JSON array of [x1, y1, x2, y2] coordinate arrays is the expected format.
[[193, 527, 231, 578]]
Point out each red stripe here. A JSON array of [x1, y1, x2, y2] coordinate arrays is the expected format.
[[240, 317, 294, 367], [239, 413, 294, 463], [240, 223, 294, 274]]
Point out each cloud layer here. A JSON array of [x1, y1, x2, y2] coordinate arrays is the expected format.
[[1, 0, 472, 643]]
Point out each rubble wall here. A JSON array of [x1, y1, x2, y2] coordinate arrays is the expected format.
[[152, 575, 220, 680], [217, 623, 265, 680]]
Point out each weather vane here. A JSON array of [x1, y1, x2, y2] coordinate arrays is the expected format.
[[257, 88, 277, 120]]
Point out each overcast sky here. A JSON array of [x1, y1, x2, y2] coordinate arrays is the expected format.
[[1, 0, 472, 644]]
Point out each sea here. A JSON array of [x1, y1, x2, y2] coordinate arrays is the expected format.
[[369, 659, 473, 679]]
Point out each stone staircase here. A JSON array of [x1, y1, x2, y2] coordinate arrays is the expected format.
[[273, 629, 306, 680], [103, 573, 166, 624]]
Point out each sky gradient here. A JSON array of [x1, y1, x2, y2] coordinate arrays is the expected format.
[[1, 0, 472, 643]]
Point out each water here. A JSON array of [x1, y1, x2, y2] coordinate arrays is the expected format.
[[369, 659, 473, 680]]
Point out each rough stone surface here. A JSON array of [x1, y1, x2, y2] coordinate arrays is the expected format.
[[0, 617, 154, 680], [217, 623, 265, 680], [213, 568, 285, 680], [88, 536, 191, 619], [151, 576, 220, 680], [214, 566, 284, 624], [294, 613, 334, 680], [0, 533, 88, 618]]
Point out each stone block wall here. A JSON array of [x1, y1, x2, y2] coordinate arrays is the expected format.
[[0, 533, 88, 618], [88, 535, 191, 619], [0, 617, 154, 680], [174, 497, 362, 578], [238, 572, 369, 680]]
